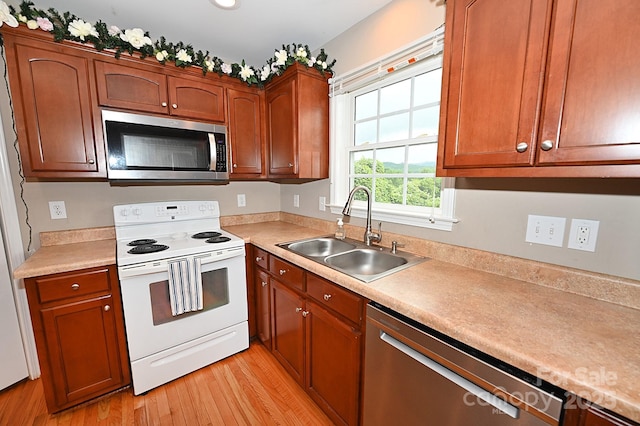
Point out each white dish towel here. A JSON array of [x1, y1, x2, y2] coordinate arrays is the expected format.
[[167, 257, 203, 316]]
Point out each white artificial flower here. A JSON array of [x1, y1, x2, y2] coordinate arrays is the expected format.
[[239, 63, 254, 81], [260, 65, 270, 81], [205, 59, 214, 72], [155, 50, 169, 62], [0, 2, 18, 27], [270, 63, 279, 73], [176, 49, 192, 63], [68, 19, 98, 41], [108, 25, 121, 36], [295, 46, 307, 58], [221, 63, 232, 74], [120, 28, 152, 49], [308, 56, 316, 67], [274, 49, 288, 66], [17, 14, 26, 23], [321, 61, 328, 70], [26, 19, 37, 29]]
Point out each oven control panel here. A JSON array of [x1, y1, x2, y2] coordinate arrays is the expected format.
[[114, 201, 220, 225]]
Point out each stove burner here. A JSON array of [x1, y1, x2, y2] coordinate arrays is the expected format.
[[192, 231, 221, 239], [127, 244, 170, 254], [206, 236, 231, 244], [128, 238, 157, 246]]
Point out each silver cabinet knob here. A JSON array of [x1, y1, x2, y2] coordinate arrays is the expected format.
[[295, 307, 302, 313], [540, 140, 554, 151], [255, 256, 263, 262], [233, 163, 238, 168], [88, 159, 95, 164], [71, 283, 80, 290], [161, 102, 167, 107], [288, 163, 293, 167], [516, 142, 528, 153], [261, 281, 267, 287], [279, 269, 286, 275], [302, 311, 309, 317], [104, 305, 111, 312], [323, 294, 332, 301], [172, 103, 178, 109]]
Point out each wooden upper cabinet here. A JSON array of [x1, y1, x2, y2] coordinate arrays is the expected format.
[[438, 0, 640, 177], [227, 87, 265, 178], [3, 35, 105, 178], [537, 0, 640, 167], [95, 60, 225, 122], [266, 63, 329, 180]]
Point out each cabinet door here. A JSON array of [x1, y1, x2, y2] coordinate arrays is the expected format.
[[228, 87, 264, 177], [305, 300, 361, 426], [168, 76, 224, 122], [95, 61, 169, 114], [9, 42, 104, 177], [40, 295, 126, 409], [266, 77, 297, 176], [270, 279, 305, 385], [255, 269, 271, 348], [438, 0, 552, 169], [537, 0, 640, 166]]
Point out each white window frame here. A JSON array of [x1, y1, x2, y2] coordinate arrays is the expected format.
[[329, 27, 458, 231]]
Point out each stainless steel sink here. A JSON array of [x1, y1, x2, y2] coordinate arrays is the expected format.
[[286, 237, 356, 257], [278, 236, 427, 282]]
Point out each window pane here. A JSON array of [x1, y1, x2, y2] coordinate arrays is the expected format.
[[407, 143, 437, 174], [377, 147, 405, 173], [354, 120, 377, 146], [412, 105, 440, 138], [380, 113, 409, 142], [375, 177, 405, 205], [414, 69, 442, 106], [355, 91, 378, 120], [407, 177, 442, 207], [380, 79, 411, 114], [351, 150, 374, 174]]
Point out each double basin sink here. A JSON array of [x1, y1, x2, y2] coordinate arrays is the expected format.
[[277, 236, 427, 282]]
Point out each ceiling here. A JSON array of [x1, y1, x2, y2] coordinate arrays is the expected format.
[[7, 0, 393, 66]]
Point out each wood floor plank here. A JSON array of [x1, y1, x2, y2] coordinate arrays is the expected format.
[[0, 343, 335, 425]]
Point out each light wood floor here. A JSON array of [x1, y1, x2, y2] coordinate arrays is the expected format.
[[0, 342, 335, 425]]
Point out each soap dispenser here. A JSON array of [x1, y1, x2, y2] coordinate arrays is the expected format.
[[335, 218, 346, 240]]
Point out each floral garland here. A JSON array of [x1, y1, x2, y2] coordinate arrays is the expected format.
[[0, 0, 336, 86]]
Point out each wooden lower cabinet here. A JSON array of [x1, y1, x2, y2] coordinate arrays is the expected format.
[[24, 265, 130, 413], [253, 246, 364, 426], [564, 402, 639, 426]]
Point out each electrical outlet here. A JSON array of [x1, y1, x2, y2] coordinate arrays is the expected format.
[[568, 219, 599, 252], [525, 215, 565, 247], [48, 201, 67, 219], [319, 196, 326, 211], [237, 194, 246, 207], [293, 194, 300, 208]]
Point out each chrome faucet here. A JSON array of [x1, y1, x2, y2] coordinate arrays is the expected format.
[[342, 185, 382, 246]]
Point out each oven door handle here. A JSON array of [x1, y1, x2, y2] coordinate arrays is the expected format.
[[379, 331, 520, 419]]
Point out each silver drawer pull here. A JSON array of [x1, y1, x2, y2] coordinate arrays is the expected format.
[[540, 140, 554, 151], [323, 294, 332, 301], [302, 311, 309, 317], [261, 281, 267, 287], [516, 142, 528, 153], [104, 305, 110, 312], [295, 307, 302, 313], [255, 256, 263, 262], [71, 283, 80, 290], [279, 269, 286, 275], [172, 103, 178, 109], [161, 102, 167, 107]]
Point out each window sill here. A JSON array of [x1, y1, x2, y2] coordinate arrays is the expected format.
[[329, 205, 457, 231]]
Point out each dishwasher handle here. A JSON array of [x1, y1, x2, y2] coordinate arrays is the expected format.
[[380, 331, 520, 420]]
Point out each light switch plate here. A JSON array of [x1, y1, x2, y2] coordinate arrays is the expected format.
[[525, 215, 565, 247]]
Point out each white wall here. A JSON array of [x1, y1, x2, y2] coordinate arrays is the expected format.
[[282, 0, 640, 281]]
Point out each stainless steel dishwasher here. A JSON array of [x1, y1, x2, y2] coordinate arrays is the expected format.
[[363, 303, 564, 426]]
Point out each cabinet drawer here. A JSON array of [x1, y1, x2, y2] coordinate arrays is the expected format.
[[307, 274, 363, 326], [253, 247, 269, 269], [269, 256, 304, 291], [34, 267, 112, 304]]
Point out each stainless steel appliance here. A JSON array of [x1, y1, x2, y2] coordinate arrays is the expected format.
[[114, 200, 247, 395], [103, 111, 228, 182], [364, 302, 564, 425]]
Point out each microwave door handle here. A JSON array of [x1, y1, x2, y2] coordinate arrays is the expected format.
[[208, 134, 216, 171]]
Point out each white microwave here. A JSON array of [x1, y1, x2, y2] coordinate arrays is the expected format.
[[102, 110, 228, 183]]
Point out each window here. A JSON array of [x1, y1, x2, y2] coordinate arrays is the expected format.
[[330, 28, 456, 230]]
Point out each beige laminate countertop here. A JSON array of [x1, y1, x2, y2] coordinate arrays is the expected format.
[[225, 221, 640, 423]]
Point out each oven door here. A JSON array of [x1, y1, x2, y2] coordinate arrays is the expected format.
[[119, 253, 247, 361]]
